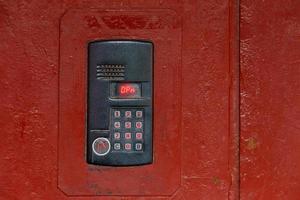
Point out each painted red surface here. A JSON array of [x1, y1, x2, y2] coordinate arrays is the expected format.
[[59, 9, 182, 196], [2, 0, 299, 199], [240, 1, 300, 199], [0, 0, 239, 199]]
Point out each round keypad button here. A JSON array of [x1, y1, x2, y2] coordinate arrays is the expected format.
[[92, 137, 111, 156]]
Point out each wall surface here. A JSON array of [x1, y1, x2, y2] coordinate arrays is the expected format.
[[240, 0, 300, 199], [0, 0, 299, 199], [0, 0, 237, 199]]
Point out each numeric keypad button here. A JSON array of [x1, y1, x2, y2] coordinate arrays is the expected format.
[[135, 143, 143, 151], [125, 143, 132, 151], [114, 122, 121, 129], [136, 132, 143, 140], [114, 132, 121, 139], [136, 122, 143, 129], [136, 111, 143, 118], [125, 132, 131, 139], [125, 111, 132, 118], [114, 111, 121, 118], [125, 122, 131, 129], [114, 143, 121, 150]]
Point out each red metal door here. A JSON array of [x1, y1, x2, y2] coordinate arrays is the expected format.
[[0, 0, 299, 199], [240, 1, 300, 199]]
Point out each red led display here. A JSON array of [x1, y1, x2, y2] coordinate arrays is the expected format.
[[120, 84, 136, 95], [117, 83, 141, 98]]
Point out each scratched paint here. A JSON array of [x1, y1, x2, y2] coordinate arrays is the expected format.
[[240, 0, 300, 199], [59, 9, 182, 196], [0, 0, 238, 199]]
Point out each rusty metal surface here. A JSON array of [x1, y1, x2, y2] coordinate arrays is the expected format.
[[0, 0, 237, 199], [240, 0, 300, 199]]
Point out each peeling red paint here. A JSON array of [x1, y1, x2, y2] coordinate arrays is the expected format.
[[59, 9, 182, 196], [240, 0, 300, 199], [0, 0, 239, 199]]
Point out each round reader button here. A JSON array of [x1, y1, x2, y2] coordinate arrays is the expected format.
[[92, 137, 111, 156]]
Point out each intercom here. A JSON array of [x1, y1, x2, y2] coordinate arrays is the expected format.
[[87, 40, 153, 166]]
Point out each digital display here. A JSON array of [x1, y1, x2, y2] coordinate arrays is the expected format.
[[114, 83, 141, 98]]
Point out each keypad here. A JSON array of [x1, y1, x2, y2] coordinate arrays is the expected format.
[[111, 108, 144, 152]]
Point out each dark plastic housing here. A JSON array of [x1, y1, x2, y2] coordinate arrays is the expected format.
[[87, 40, 153, 166]]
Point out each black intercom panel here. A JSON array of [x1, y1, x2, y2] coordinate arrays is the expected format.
[[87, 40, 153, 166]]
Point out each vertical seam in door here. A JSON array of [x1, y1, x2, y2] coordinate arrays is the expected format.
[[228, 0, 240, 199]]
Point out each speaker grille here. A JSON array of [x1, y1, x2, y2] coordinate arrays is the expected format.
[[96, 64, 125, 80]]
